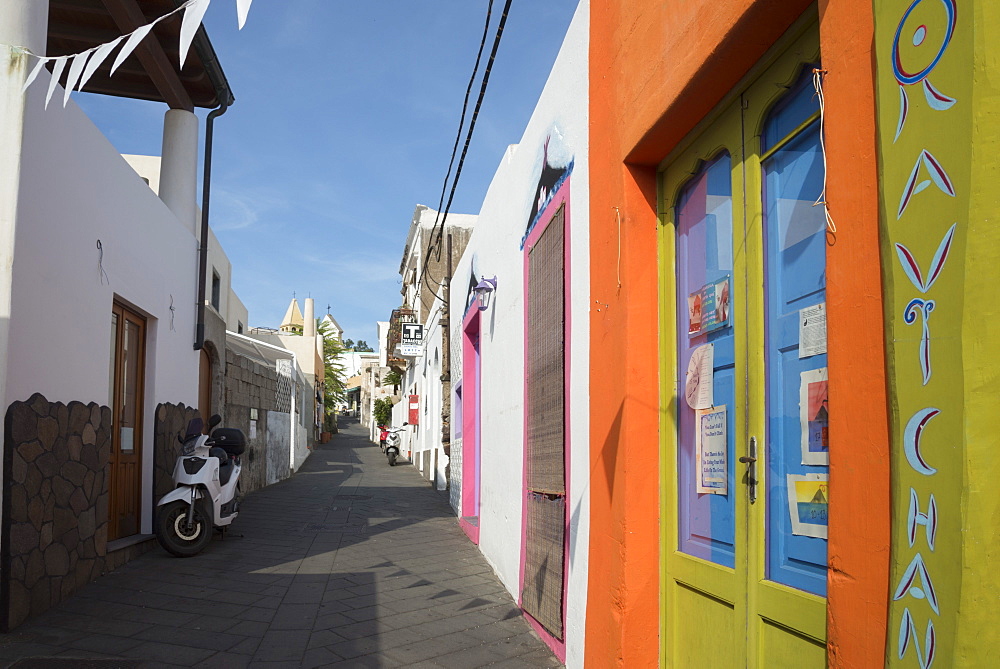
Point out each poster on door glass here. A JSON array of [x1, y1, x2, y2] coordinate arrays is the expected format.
[[684, 343, 714, 410], [787, 474, 828, 538], [697, 405, 727, 495], [688, 276, 731, 336], [120, 427, 134, 453], [799, 368, 829, 465]]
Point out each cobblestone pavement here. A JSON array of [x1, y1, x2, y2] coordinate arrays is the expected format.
[[0, 419, 563, 668]]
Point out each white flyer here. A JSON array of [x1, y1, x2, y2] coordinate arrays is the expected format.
[[799, 303, 827, 358], [697, 405, 728, 495], [685, 343, 714, 410]]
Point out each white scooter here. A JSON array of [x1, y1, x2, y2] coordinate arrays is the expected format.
[[155, 415, 246, 557], [384, 423, 407, 466]]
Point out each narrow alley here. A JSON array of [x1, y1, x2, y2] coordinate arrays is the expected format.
[[0, 419, 562, 668]]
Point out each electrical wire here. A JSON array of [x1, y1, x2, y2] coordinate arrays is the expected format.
[[97, 240, 109, 285], [417, 0, 512, 299], [425, 0, 495, 254], [812, 68, 837, 237], [432, 0, 513, 261], [419, 247, 448, 304], [412, 0, 494, 305]]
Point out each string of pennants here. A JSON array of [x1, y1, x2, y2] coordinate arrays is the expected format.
[[21, 0, 253, 109]]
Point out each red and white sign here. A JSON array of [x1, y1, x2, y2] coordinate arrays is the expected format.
[[408, 395, 419, 425]]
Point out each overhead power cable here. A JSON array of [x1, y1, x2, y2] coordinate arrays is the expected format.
[[428, 0, 495, 243], [419, 0, 513, 300], [417, 0, 494, 303]]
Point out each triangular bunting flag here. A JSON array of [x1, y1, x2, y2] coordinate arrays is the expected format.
[[237, 0, 253, 29], [110, 23, 155, 76], [22, 56, 50, 94], [63, 50, 93, 107], [179, 0, 212, 70], [45, 57, 69, 109], [78, 37, 124, 93]]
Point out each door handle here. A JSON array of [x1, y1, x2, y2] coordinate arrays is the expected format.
[[742, 437, 758, 504]]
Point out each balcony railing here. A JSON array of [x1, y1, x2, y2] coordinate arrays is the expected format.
[[387, 307, 416, 365]]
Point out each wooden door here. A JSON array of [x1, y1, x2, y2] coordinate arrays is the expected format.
[[109, 302, 146, 540], [660, 24, 828, 667]]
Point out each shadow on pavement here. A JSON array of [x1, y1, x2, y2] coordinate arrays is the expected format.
[[0, 419, 563, 668]]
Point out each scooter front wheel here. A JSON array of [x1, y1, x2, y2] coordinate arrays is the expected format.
[[155, 499, 213, 557]]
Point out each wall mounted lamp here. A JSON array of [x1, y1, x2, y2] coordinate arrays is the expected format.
[[474, 276, 498, 311]]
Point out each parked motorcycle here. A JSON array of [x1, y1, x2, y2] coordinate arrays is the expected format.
[[155, 415, 246, 557], [384, 423, 407, 466]]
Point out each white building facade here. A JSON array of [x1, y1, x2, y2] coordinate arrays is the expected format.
[[390, 205, 474, 490], [0, 1, 243, 629], [447, 3, 590, 664]]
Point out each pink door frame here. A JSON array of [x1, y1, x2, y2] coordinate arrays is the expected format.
[[518, 181, 572, 662], [459, 305, 482, 544]]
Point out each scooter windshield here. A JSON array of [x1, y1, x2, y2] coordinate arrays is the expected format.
[[180, 417, 205, 455], [184, 417, 204, 440]]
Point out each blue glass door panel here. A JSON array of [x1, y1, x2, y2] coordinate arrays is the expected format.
[[761, 73, 829, 596]]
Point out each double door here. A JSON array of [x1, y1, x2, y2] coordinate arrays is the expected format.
[[660, 25, 830, 666]]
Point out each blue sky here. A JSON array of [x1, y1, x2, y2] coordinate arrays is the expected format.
[[75, 0, 580, 346]]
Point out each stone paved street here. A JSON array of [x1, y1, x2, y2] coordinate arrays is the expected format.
[[0, 419, 563, 668]]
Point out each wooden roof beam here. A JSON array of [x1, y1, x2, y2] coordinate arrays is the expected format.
[[100, 0, 193, 111]]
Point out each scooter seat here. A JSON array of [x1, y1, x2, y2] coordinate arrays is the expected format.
[[219, 459, 234, 486]]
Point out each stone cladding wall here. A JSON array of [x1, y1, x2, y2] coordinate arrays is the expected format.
[[225, 351, 279, 494], [1, 394, 111, 630]]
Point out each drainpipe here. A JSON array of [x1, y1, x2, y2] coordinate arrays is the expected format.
[[194, 101, 229, 350]]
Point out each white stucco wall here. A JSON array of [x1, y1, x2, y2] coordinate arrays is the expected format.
[[448, 4, 590, 665], [10, 84, 200, 410], [267, 411, 292, 484], [9, 80, 203, 534], [122, 154, 249, 334], [254, 332, 322, 378], [423, 310, 445, 489], [397, 303, 445, 485], [377, 321, 389, 367], [227, 289, 249, 334], [293, 422, 309, 471], [343, 351, 379, 379], [206, 226, 246, 331]]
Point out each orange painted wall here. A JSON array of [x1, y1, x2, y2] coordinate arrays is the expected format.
[[586, 1, 890, 667], [815, 2, 891, 665]]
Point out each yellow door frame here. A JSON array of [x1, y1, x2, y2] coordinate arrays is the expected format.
[[659, 16, 827, 668]]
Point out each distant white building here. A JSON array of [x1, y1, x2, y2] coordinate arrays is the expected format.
[[390, 205, 475, 490], [250, 297, 325, 469], [320, 312, 344, 340]]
